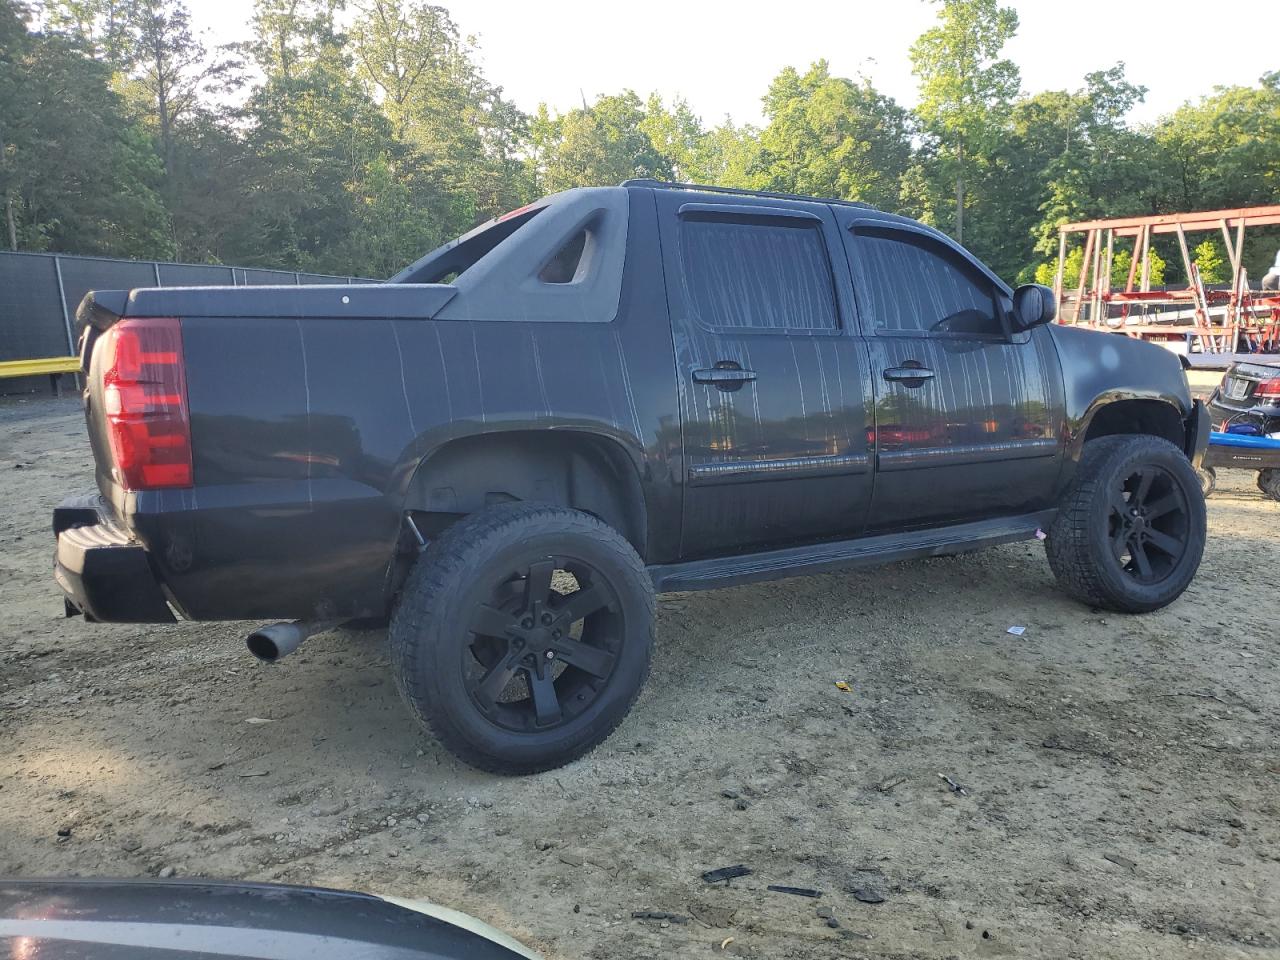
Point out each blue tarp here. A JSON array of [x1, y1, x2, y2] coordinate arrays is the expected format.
[[1209, 430, 1280, 450]]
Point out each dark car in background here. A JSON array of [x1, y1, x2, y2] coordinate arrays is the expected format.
[[1204, 357, 1280, 499]]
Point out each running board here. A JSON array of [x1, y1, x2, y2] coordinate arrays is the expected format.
[[647, 511, 1056, 593]]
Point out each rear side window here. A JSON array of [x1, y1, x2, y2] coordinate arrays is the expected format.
[[855, 228, 1001, 337], [680, 218, 838, 331], [539, 229, 588, 284], [399, 206, 542, 284]]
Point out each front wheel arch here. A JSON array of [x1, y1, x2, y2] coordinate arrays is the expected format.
[[1079, 397, 1186, 450]]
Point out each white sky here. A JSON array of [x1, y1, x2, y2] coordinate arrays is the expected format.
[[190, 0, 1271, 128]]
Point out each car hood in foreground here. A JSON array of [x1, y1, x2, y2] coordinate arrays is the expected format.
[[0, 878, 541, 960]]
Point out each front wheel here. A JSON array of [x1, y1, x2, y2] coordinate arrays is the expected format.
[[389, 502, 654, 775], [1047, 435, 1206, 613]]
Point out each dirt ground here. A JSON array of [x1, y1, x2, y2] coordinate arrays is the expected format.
[[1, 393, 1278, 960]]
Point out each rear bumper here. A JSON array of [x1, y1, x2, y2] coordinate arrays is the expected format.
[[53, 492, 175, 623]]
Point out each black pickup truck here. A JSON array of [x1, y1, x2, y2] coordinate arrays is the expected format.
[[54, 181, 1210, 773]]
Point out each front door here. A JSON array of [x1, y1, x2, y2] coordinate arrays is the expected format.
[[837, 218, 1065, 530], [655, 191, 875, 558]]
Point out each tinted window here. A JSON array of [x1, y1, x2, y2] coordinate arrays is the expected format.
[[680, 218, 837, 331], [540, 229, 588, 283], [396, 207, 542, 284], [856, 228, 1000, 336]]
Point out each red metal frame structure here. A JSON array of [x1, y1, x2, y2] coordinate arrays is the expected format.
[[1054, 205, 1280, 354]]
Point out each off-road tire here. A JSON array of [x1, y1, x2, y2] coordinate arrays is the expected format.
[[1259, 468, 1280, 502], [1047, 435, 1206, 613], [389, 502, 654, 775]]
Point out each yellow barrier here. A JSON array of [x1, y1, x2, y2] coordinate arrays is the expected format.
[[0, 356, 81, 379], [0, 355, 81, 397]]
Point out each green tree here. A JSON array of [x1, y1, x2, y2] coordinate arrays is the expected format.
[[338, 153, 440, 276], [1, 1, 170, 255], [532, 91, 670, 193], [1155, 73, 1280, 213], [753, 61, 912, 209], [1031, 66, 1155, 256], [1192, 237, 1226, 284], [350, 0, 529, 229], [698, 118, 761, 188], [910, 0, 1020, 243], [639, 93, 714, 183], [239, 0, 406, 273], [248, 0, 342, 81], [1034, 244, 1164, 289], [118, 0, 240, 182], [43, 0, 135, 64], [0, 0, 27, 248]]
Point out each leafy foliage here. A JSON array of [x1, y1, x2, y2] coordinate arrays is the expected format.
[[910, 0, 1020, 243], [1, 2, 170, 255], [1193, 238, 1226, 284], [530, 92, 672, 193], [752, 62, 911, 210], [5, 0, 1280, 284], [1034, 246, 1167, 290]]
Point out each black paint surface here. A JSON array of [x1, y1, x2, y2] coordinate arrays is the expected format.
[[58, 183, 1200, 622]]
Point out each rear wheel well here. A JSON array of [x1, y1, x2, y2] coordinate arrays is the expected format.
[[1083, 399, 1185, 449], [402, 432, 647, 558]]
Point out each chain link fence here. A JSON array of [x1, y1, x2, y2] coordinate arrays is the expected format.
[[0, 251, 374, 393]]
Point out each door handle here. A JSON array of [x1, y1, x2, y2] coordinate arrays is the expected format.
[[693, 364, 757, 389], [883, 365, 935, 386]]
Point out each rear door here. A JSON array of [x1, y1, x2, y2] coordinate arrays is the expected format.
[[836, 216, 1064, 530], [655, 191, 875, 558]]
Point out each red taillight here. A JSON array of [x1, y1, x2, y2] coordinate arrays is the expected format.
[[99, 317, 193, 490], [496, 202, 537, 223], [1254, 378, 1280, 399]]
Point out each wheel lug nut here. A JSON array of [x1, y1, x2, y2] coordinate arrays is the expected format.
[[541, 612, 553, 625], [552, 629, 561, 639], [521, 617, 534, 629], [545, 650, 554, 660]]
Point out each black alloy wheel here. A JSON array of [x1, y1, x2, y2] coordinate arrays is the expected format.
[[462, 557, 622, 732], [1047, 434, 1206, 613], [1106, 464, 1192, 585], [389, 502, 654, 774]]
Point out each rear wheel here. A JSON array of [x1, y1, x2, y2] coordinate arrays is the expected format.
[[1047, 435, 1206, 613], [389, 502, 654, 775], [1259, 468, 1280, 502]]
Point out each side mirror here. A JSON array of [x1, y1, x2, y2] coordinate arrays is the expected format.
[[1011, 283, 1057, 331]]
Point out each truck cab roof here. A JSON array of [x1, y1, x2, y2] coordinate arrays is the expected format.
[[390, 181, 1006, 316]]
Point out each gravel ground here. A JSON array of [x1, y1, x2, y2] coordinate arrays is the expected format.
[[1, 393, 1278, 960]]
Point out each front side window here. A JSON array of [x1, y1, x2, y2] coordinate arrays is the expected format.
[[680, 218, 838, 332], [855, 228, 1002, 337]]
